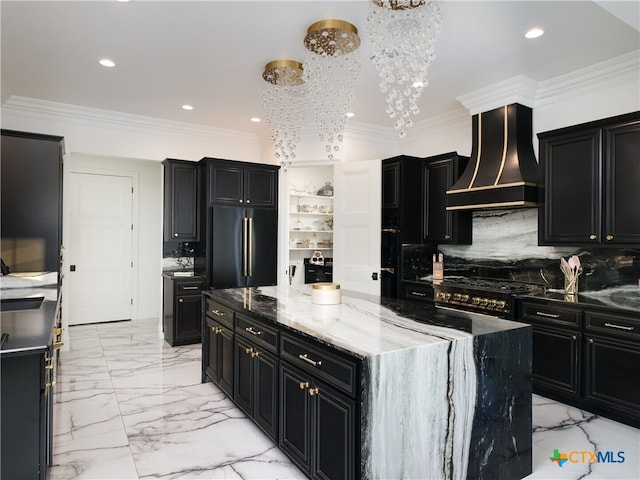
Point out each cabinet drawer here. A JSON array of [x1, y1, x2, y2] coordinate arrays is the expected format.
[[236, 313, 278, 353], [177, 281, 203, 295], [585, 310, 639, 340], [205, 298, 234, 330], [519, 300, 581, 328], [280, 333, 357, 397]]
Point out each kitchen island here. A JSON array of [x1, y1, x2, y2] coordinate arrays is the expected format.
[[202, 285, 532, 480]]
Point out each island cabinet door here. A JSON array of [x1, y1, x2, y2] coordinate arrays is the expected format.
[[218, 326, 235, 398], [279, 362, 312, 473], [254, 349, 278, 440], [234, 335, 254, 416], [532, 326, 581, 398], [204, 317, 221, 383], [313, 380, 355, 480]]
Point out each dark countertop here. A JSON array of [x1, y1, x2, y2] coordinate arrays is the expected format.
[[204, 285, 530, 359], [0, 300, 56, 355], [521, 286, 640, 316]]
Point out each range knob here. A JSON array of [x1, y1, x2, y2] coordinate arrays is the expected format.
[[489, 299, 498, 308], [453, 293, 461, 301], [444, 293, 451, 300], [460, 294, 470, 302], [496, 300, 507, 309], [471, 297, 481, 305]]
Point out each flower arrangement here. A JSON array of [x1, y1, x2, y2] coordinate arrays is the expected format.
[[560, 255, 582, 295]]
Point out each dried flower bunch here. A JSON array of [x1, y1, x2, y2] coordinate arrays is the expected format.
[[560, 255, 582, 294]]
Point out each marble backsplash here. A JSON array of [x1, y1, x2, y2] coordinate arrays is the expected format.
[[403, 208, 640, 293]]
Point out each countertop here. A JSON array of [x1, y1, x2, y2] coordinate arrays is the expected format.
[[204, 285, 530, 359], [0, 300, 57, 355], [522, 285, 640, 315]]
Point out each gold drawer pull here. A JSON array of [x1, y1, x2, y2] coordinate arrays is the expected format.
[[589, 234, 597, 240], [604, 322, 634, 332], [411, 291, 427, 297], [245, 326, 262, 336], [211, 309, 225, 316], [298, 353, 322, 367], [535, 311, 560, 319], [46, 381, 57, 388], [299, 381, 309, 390], [252, 351, 260, 358], [211, 326, 222, 334], [606, 235, 614, 241], [308, 387, 319, 396], [182, 286, 199, 290], [245, 347, 253, 354]]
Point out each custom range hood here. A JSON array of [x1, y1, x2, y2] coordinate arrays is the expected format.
[[446, 103, 538, 210]]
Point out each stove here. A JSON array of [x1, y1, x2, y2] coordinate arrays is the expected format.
[[434, 277, 545, 318]]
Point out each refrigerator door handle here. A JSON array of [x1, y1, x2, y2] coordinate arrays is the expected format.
[[248, 217, 253, 277], [242, 216, 248, 277]]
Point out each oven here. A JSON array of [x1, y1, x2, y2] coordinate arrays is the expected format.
[[434, 277, 544, 319]]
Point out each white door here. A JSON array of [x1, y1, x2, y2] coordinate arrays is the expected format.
[[68, 173, 133, 325], [333, 159, 381, 295]]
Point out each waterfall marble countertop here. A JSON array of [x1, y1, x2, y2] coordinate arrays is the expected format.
[[204, 285, 530, 358], [206, 285, 533, 479]]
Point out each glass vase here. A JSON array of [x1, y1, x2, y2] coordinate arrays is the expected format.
[[564, 275, 578, 296]]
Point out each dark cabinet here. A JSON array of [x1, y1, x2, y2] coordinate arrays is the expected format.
[[381, 156, 423, 242], [209, 205, 277, 288], [202, 298, 234, 397], [206, 159, 277, 208], [538, 111, 640, 246], [163, 276, 205, 346], [517, 298, 639, 427], [234, 312, 279, 440], [279, 333, 357, 480], [422, 152, 472, 244], [1, 130, 63, 273], [304, 261, 333, 284], [163, 159, 200, 242]]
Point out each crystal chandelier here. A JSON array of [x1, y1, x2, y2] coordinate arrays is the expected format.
[[261, 60, 306, 165], [367, 0, 443, 138], [303, 19, 361, 160]]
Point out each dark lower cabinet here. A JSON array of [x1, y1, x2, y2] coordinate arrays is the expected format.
[[279, 362, 354, 480], [202, 299, 234, 398], [1, 349, 52, 480], [518, 297, 639, 427], [531, 326, 580, 398], [234, 335, 279, 441], [163, 276, 205, 346], [584, 335, 640, 422]]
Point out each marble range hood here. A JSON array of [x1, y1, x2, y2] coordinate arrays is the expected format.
[[446, 103, 539, 211]]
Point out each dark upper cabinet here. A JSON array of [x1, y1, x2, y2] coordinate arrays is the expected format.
[[1, 130, 63, 273], [538, 111, 640, 246], [163, 159, 200, 242], [381, 156, 422, 243], [422, 152, 472, 245], [206, 159, 277, 208]]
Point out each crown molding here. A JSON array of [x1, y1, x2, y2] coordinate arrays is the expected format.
[[456, 75, 538, 115], [1, 95, 257, 144], [535, 50, 640, 107]]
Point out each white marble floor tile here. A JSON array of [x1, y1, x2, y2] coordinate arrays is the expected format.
[[50, 318, 639, 480]]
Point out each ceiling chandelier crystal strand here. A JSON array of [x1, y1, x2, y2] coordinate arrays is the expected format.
[[368, 0, 443, 138], [303, 19, 361, 160], [261, 60, 306, 165]]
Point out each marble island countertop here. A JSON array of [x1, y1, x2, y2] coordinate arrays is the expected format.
[[204, 285, 530, 359], [207, 285, 533, 479]]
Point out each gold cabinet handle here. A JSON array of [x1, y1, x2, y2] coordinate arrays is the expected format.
[[178, 299, 184, 303], [245, 347, 253, 355], [411, 291, 427, 297], [211, 309, 225, 317], [308, 387, 319, 396], [604, 322, 634, 332], [298, 353, 322, 367], [211, 326, 223, 334], [46, 381, 57, 388], [182, 286, 199, 290], [251, 351, 260, 358], [588, 338, 594, 344], [606, 234, 614, 241], [245, 326, 262, 336], [299, 381, 309, 390], [571, 335, 577, 340], [174, 233, 179, 237], [589, 234, 597, 240], [535, 311, 560, 319]]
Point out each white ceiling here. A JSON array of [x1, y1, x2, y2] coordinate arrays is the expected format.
[[2, 1, 639, 145]]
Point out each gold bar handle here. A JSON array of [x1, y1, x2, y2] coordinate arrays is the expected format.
[[298, 353, 322, 367], [604, 322, 634, 331], [535, 311, 560, 319], [242, 217, 248, 277], [245, 326, 262, 336], [410, 291, 427, 297], [248, 217, 253, 277], [182, 286, 199, 290], [211, 309, 225, 317]]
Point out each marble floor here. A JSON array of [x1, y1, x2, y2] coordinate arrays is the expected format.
[[48, 317, 639, 480]]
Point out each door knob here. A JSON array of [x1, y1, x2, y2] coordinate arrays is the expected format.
[[371, 272, 378, 280]]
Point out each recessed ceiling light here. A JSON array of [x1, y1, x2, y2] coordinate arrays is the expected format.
[[525, 28, 544, 39], [182, 105, 194, 111], [99, 58, 116, 67], [250, 117, 261, 123], [346, 112, 355, 118]]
